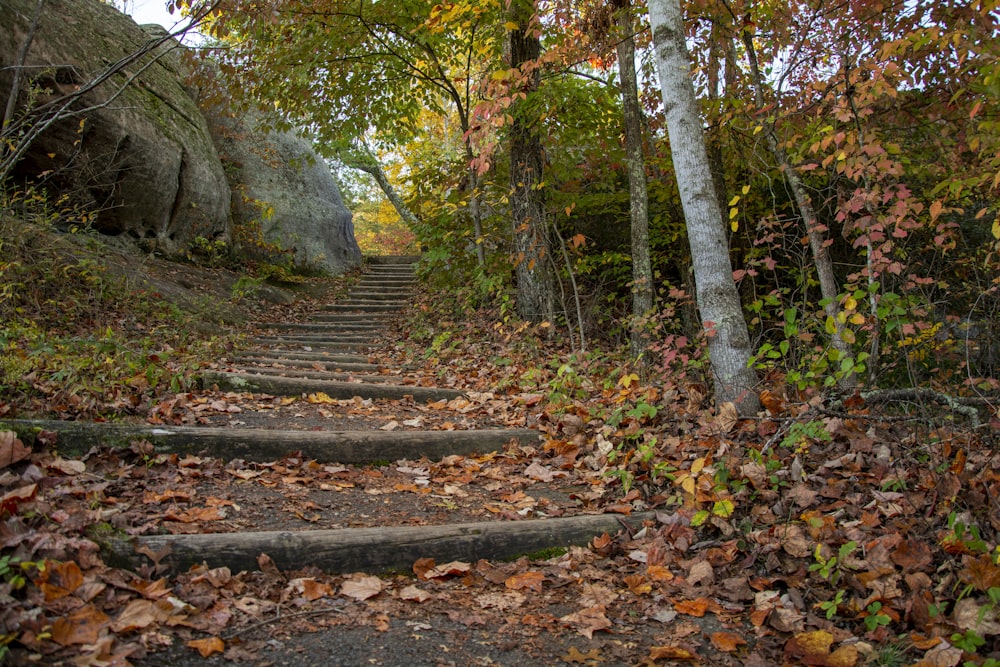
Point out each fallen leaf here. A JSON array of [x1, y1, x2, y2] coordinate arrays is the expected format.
[[711, 631, 748, 652], [187, 636, 225, 657], [112, 599, 165, 633], [0, 431, 29, 469], [37, 559, 84, 601], [648, 645, 699, 661], [562, 646, 602, 663], [341, 574, 383, 601], [560, 605, 612, 639], [624, 574, 652, 596], [1, 483, 37, 514], [50, 605, 110, 646], [399, 585, 432, 602], [505, 571, 545, 592]]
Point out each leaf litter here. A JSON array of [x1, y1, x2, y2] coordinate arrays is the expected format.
[[1, 289, 999, 665]]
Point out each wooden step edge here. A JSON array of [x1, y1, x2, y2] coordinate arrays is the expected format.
[[1, 419, 539, 462], [200, 371, 462, 402], [107, 511, 655, 576]]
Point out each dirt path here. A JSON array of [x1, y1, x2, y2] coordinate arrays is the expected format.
[[7, 257, 716, 666]]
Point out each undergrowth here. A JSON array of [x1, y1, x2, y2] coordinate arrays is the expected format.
[[0, 193, 232, 419]]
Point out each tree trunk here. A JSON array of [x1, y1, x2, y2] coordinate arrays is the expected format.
[[508, 0, 555, 324], [614, 3, 654, 360], [464, 141, 487, 266], [741, 34, 856, 389], [648, 0, 759, 414], [338, 143, 420, 228]]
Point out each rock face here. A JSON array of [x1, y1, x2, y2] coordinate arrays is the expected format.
[[209, 111, 362, 275], [0, 0, 231, 254]]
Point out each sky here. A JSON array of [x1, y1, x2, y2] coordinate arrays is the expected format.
[[122, 0, 182, 29]]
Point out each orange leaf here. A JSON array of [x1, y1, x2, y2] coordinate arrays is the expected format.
[[710, 631, 747, 652], [50, 605, 110, 646], [674, 597, 711, 617], [648, 645, 699, 661], [38, 560, 84, 601], [646, 565, 674, 583], [624, 574, 652, 596], [187, 636, 225, 658], [505, 571, 545, 592]]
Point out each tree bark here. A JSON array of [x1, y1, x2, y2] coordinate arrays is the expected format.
[[741, 33, 856, 389], [508, 0, 556, 324], [614, 3, 654, 360], [337, 142, 421, 229], [648, 0, 759, 414]]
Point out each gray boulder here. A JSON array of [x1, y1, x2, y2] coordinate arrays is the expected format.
[[208, 110, 362, 275], [0, 0, 230, 254]]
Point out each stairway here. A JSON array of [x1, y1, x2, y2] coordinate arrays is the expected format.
[[4, 256, 649, 577]]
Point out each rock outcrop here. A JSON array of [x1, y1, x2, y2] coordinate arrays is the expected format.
[[209, 111, 362, 275], [0, 0, 231, 254]]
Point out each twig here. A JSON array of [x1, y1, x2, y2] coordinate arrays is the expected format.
[[223, 603, 346, 640]]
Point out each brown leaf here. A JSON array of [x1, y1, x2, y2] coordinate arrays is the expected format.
[[111, 599, 164, 633], [674, 597, 714, 617], [399, 585, 432, 602], [37, 559, 84, 601], [648, 645, 699, 661], [892, 539, 934, 572], [960, 554, 1000, 592], [340, 574, 383, 601], [424, 560, 472, 580], [257, 553, 282, 577], [0, 431, 30, 469], [50, 605, 110, 646], [562, 646, 602, 663], [413, 557, 436, 580], [1, 482, 37, 514], [560, 605, 612, 639], [505, 570, 545, 592], [711, 631, 748, 652], [187, 636, 225, 658], [784, 630, 833, 664], [624, 574, 652, 596]]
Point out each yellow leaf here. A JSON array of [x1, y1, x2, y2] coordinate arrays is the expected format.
[[728, 195, 740, 206], [849, 313, 865, 325], [825, 316, 837, 335], [681, 476, 696, 495], [992, 218, 1000, 240], [504, 21, 519, 30], [729, 207, 738, 219], [691, 457, 706, 475], [731, 219, 739, 233], [742, 184, 751, 195], [844, 295, 857, 311], [753, 125, 763, 135]]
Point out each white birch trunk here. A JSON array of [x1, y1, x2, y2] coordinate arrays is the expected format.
[[647, 0, 760, 413]]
